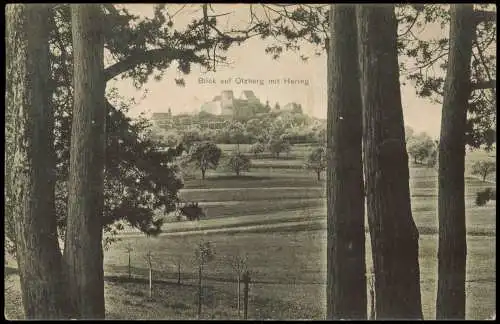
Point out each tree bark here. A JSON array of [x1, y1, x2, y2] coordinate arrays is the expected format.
[[436, 4, 474, 320], [5, 4, 67, 319], [326, 4, 366, 320], [356, 5, 423, 319], [63, 4, 106, 319]]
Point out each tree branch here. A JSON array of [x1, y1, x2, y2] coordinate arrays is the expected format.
[[104, 47, 204, 82], [471, 79, 496, 91], [473, 32, 496, 97], [397, 10, 421, 37], [474, 10, 497, 25]]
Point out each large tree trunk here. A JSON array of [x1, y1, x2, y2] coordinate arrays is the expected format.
[[356, 5, 423, 319], [5, 4, 67, 319], [63, 4, 106, 319], [436, 4, 474, 320], [326, 4, 366, 320]]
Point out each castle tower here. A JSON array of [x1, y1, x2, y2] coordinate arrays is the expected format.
[[220, 90, 234, 115]]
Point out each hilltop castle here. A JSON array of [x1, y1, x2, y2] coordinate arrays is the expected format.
[[200, 90, 260, 116]]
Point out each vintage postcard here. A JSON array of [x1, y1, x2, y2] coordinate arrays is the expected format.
[[4, 3, 496, 320]]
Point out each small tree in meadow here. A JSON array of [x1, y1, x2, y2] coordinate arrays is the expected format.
[[231, 254, 248, 318], [195, 241, 216, 319], [249, 142, 265, 158], [144, 250, 154, 298], [305, 147, 327, 181], [471, 160, 496, 182], [268, 137, 291, 159], [226, 152, 251, 176], [427, 149, 438, 169], [407, 132, 437, 165], [188, 141, 222, 180]]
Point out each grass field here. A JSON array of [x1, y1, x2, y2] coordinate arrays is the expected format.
[[4, 148, 496, 320]]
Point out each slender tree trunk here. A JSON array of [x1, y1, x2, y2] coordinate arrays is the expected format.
[[5, 4, 67, 319], [63, 4, 106, 319], [177, 262, 181, 285], [237, 274, 241, 318], [201, 168, 206, 180], [317, 170, 321, 181], [436, 4, 474, 320], [243, 271, 250, 320], [149, 267, 152, 298], [128, 252, 131, 279], [198, 264, 203, 319], [326, 4, 366, 320], [356, 5, 423, 319]]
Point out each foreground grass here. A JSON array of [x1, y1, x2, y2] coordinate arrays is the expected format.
[[4, 149, 495, 319], [4, 235, 495, 319], [7, 229, 492, 320], [109, 230, 496, 320]]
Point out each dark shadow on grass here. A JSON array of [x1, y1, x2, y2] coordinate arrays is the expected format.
[[207, 175, 273, 181], [105, 274, 196, 288]]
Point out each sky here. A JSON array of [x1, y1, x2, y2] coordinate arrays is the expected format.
[[107, 4, 446, 138]]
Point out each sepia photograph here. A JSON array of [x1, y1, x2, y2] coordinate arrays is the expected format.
[[4, 3, 496, 320]]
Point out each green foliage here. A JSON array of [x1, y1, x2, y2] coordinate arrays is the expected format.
[[226, 151, 251, 176], [256, 4, 495, 149], [291, 104, 303, 114], [188, 141, 222, 177], [195, 240, 216, 265], [305, 147, 327, 178], [395, 4, 497, 150], [249, 142, 266, 157], [427, 149, 438, 168], [475, 187, 496, 206], [224, 121, 247, 144], [471, 160, 496, 182], [5, 3, 247, 250], [407, 132, 437, 165], [181, 127, 204, 151], [268, 137, 292, 158], [405, 125, 415, 142], [52, 93, 186, 240], [232, 100, 269, 121]]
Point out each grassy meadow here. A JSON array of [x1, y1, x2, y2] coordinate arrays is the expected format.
[[4, 145, 496, 320]]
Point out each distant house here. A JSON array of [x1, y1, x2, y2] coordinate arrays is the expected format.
[[151, 110, 172, 128]]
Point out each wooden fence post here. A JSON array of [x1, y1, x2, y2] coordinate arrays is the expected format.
[[146, 251, 152, 298], [243, 271, 251, 320]]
